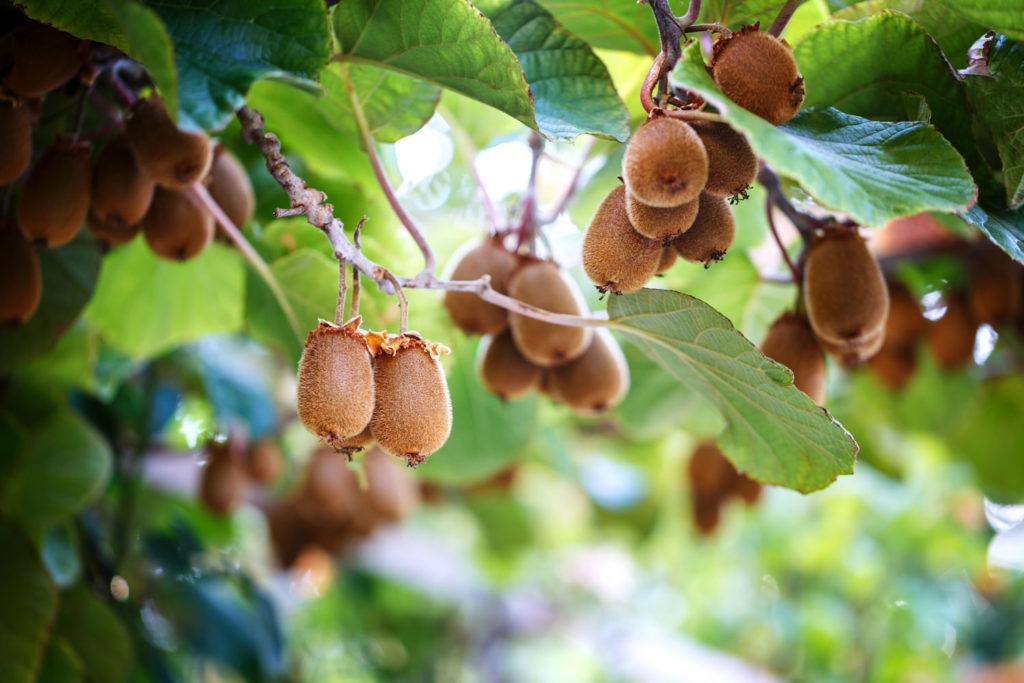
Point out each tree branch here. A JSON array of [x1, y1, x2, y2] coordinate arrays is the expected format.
[[768, 0, 803, 38]]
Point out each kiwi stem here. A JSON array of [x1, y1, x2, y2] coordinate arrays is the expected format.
[[677, 0, 702, 26], [349, 219, 364, 320], [439, 104, 504, 232], [684, 24, 732, 37], [71, 82, 92, 143], [381, 270, 409, 334], [768, 0, 803, 38], [766, 197, 802, 290], [640, 52, 666, 113], [757, 164, 823, 239], [516, 132, 544, 252], [335, 260, 348, 325]]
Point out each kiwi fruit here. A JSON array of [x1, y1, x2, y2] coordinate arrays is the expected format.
[[0, 23, 82, 98], [692, 494, 722, 535], [478, 328, 542, 401], [364, 447, 420, 522], [759, 311, 826, 404], [246, 440, 284, 484], [622, 117, 708, 208], [16, 139, 91, 247], [817, 324, 885, 368], [885, 281, 926, 346], [443, 235, 519, 335], [0, 220, 42, 325], [140, 186, 215, 261], [968, 240, 1022, 325], [655, 245, 678, 275], [90, 133, 155, 230], [804, 227, 889, 349], [927, 292, 977, 371], [625, 190, 699, 242], [304, 448, 366, 520], [734, 474, 762, 504], [199, 440, 247, 515], [869, 342, 917, 391], [546, 328, 630, 415], [688, 121, 758, 199], [0, 99, 32, 184], [125, 96, 213, 188], [711, 24, 805, 126], [297, 318, 376, 450], [338, 424, 374, 456], [672, 192, 736, 266], [207, 146, 254, 229], [508, 259, 593, 367], [87, 212, 139, 250], [369, 333, 452, 466], [583, 185, 662, 294], [688, 441, 737, 499]]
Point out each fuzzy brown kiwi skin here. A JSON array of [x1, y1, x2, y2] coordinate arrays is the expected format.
[[90, 134, 155, 230], [583, 185, 662, 294], [0, 220, 42, 325], [672, 192, 736, 266], [16, 139, 91, 247], [0, 23, 83, 98], [968, 239, 1022, 325], [338, 424, 374, 458], [711, 24, 804, 126], [927, 292, 976, 371], [207, 146, 255, 229], [141, 186, 215, 261], [0, 99, 32, 184], [125, 96, 213, 189], [199, 440, 247, 515], [655, 245, 678, 275], [546, 328, 630, 415], [87, 212, 140, 251], [508, 259, 594, 367], [622, 116, 709, 208], [817, 324, 885, 368], [443, 235, 519, 335], [478, 329, 542, 401], [688, 121, 758, 200], [759, 312, 826, 404], [364, 447, 420, 522], [297, 320, 376, 451], [869, 342, 917, 392], [885, 281, 926, 346], [625, 190, 699, 243]]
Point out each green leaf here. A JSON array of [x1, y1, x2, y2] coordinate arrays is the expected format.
[[474, 0, 630, 141], [698, 0, 793, 29], [149, 0, 331, 129], [963, 33, 1024, 210], [951, 376, 1024, 504], [0, 412, 112, 534], [670, 44, 976, 226], [37, 638, 84, 683], [0, 522, 58, 683], [537, 0, 659, 54], [962, 204, 1024, 265], [931, 0, 1024, 41], [418, 335, 538, 484], [53, 584, 134, 683], [86, 240, 245, 359], [607, 289, 857, 492]]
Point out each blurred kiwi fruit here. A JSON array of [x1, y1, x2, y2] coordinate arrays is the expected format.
[[246, 440, 284, 485], [927, 292, 977, 371], [305, 448, 365, 520], [443, 235, 518, 335], [90, 134, 154, 230], [711, 24, 804, 126], [199, 439, 247, 515], [622, 117, 708, 208], [759, 311, 826, 404], [125, 95, 212, 188], [207, 146, 254, 229], [0, 99, 32, 184], [869, 342, 917, 391], [734, 474, 762, 504], [546, 328, 630, 415], [508, 259, 593, 367], [672, 192, 735, 266], [968, 239, 1021, 325], [364, 447, 420, 523], [16, 139, 91, 247], [86, 212, 139, 250], [625, 190, 699, 242], [0, 22, 82, 98], [478, 328, 542, 401], [0, 219, 42, 325], [583, 185, 662, 294], [140, 186, 215, 261], [885, 281, 926, 346], [655, 245, 678, 275], [817, 324, 885, 367], [688, 121, 758, 198]]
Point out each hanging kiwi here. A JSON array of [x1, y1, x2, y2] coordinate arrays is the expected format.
[[546, 328, 630, 415], [968, 239, 1022, 325], [90, 133, 155, 230], [734, 474, 762, 504], [338, 424, 374, 456], [125, 95, 213, 188], [759, 312, 826, 404], [245, 440, 284, 485], [625, 190, 699, 242], [443, 235, 519, 335], [0, 22, 82, 98], [672, 192, 736, 266], [199, 439, 247, 515], [0, 219, 42, 325], [369, 333, 452, 466], [477, 328, 542, 401], [0, 99, 32, 184], [207, 146, 255, 229], [817, 324, 885, 367], [868, 343, 917, 391], [304, 447, 366, 520], [927, 292, 977, 371], [622, 116, 708, 208], [688, 121, 758, 199], [655, 245, 678, 275], [711, 24, 805, 126], [140, 186, 215, 261], [16, 139, 91, 247], [508, 259, 593, 367], [885, 281, 927, 346], [364, 447, 420, 523], [583, 185, 662, 294], [87, 212, 139, 251]]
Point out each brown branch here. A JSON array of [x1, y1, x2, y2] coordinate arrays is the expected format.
[[768, 0, 803, 38], [335, 260, 348, 325]]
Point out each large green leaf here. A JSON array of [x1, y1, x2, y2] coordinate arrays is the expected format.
[[53, 585, 133, 683], [538, 0, 658, 54], [962, 204, 1024, 265], [36, 638, 83, 683], [149, 0, 331, 129], [698, 0, 793, 29], [950, 375, 1024, 504], [670, 43, 976, 226], [931, 0, 1024, 41], [86, 240, 245, 359], [0, 522, 58, 683], [607, 289, 856, 493], [475, 0, 630, 141]]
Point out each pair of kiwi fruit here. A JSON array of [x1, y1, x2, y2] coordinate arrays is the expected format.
[[687, 441, 761, 535], [198, 436, 286, 515]]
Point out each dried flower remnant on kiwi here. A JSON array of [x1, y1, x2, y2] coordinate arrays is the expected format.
[[582, 185, 662, 295], [711, 24, 805, 126], [622, 116, 708, 208], [443, 235, 519, 335]]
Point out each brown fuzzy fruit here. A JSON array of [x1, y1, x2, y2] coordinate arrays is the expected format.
[[927, 292, 977, 371], [207, 146, 254, 229], [869, 343, 917, 391], [16, 139, 91, 247], [0, 99, 32, 184], [0, 23, 82, 98], [370, 334, 452, 466], [90, 134, 155, 230], [968, 240, 1022, 325], [711, 24, 805, 126], [338, 424, 374, 456], [655, 245, 678, 275], [246, 440, 284, 484], [622, 117, 708, 208], [0, 220, 42, 325], [199, 440, 247, 515], [478, 329, 542, 401], [817, 324, 885, 368], [625, 190, 699, 242], [508, 260, 593, 367], [734, 474, 762, 504], [688, 441, 737, 499], [804, 227, 889, 348], [583, 185, 662, 294], [759, 312, 826, 404], [689, 121, 759, 198], [140, 186, 215, 261], [885, 281, 927, 346], [443, 235, 519, 335], [672, 192, 736, 265], [86, 212, 139, 251], [304, 448, 365, 519], [297, 319, 376, 450], [546, 328, 629, 415], [364, 447, 420, 522], [125, 96, 213, 188]]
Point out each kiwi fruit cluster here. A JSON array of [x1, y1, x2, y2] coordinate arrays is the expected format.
[[686, 440, 761, 535], [198, 436, 286, 515]]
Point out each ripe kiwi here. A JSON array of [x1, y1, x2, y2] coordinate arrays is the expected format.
[[711, 24, 805, 126], [625, 190, 699, 242], [656, 245, 678, 275], [90, 134, 155, 230], [0, 99, 32, 184], [672, 192, 736, 265], [688, 121, 758, 199], [817, 324, 885, 368], [16, 139, 91, 247], [199, 440, 247, 515], [125, 96, 213, 188], [759, 311, 826, 404], [246, 440, 284, 484], [0, 220, 42, 325], [622, 116, 708, 208], [297, 318, 376, 450], [443, 235, 519, 335], [207, 146, 254, 229], [140, 186, 215, 261], [87, 212, 139, 250], [885, 281, 926, 346], [546, 328, 630, 415], [304, 448, 365, 520], [968, 240, 1022, 325], [508, 259, 593, 367], [0, 23, 82, 98], [364, 447, 420, 522], [688, 441, 737, 499], [927, 292, 977, 371], [369, 333, 452, 466], [869, 342, 917, 391], [338, 424, 374, 456], [582, 185, 662, 294], [803, 227, 889, 348], [477, 329, 542, 401]]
